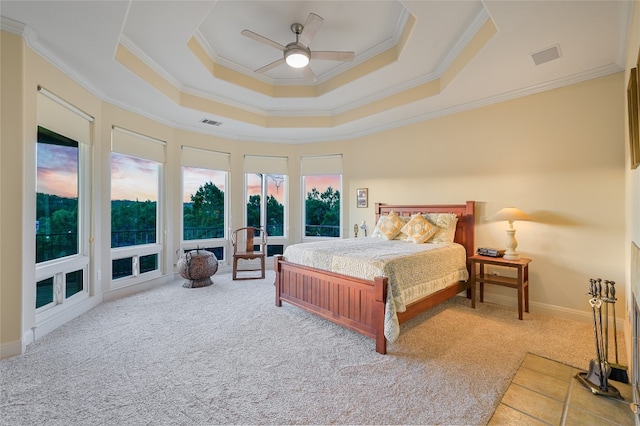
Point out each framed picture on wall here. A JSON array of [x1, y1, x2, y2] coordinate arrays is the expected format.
[[628, 67, 640, 169], [356, 188, 368, 208]]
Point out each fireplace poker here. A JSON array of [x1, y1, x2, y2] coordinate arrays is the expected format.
[[604, 280, 609, 363], [576, 278, 621, 398], [607, 280, 629, 383]]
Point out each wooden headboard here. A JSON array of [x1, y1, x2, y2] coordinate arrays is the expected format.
[[374, 201, 476, 258]]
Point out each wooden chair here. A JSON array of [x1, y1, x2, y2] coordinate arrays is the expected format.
[[231, 226, 267, 280]]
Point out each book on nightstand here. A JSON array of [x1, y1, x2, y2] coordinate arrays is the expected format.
[[477, 247, 505, 257]]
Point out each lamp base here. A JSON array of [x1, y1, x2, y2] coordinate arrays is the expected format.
[[504, 227, 520, 261]]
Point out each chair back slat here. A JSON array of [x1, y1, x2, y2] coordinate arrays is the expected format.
[[245, 231, 254, 253], [232, 226, 268, 280]]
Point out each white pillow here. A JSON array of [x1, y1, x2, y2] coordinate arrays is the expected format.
[[423, 213, 458, 243]]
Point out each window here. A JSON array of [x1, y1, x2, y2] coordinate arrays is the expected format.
[[183, 167, 226, 240], [35, 269, 85, 310], [246, 173, 287, 255], [303, 175, 341, 237], [300, 155, 342, 238], [35, 277, 54, 309], [111, 153, 159, 248], [110, 127, 165, 283], [181, 147, 229, 260], [36, 127, 79, 262], [35, 87, 92, 313], [244, 156, 288, 256]]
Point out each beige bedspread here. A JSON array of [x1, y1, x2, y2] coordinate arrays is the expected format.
[[282, 238, 469, 342]]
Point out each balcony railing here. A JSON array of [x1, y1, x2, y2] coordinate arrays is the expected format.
[[304, 225, 340, 237], [183, 226, 224, 240], [111, 229, 157, 248], [36, 233, 78, 263], [37, 224, 339, 263]]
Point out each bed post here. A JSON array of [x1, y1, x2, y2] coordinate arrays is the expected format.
[[464, 201, 476, 304], [465, 201, 475, 258], [274, 255, 282, 307], [374, 276, 387, 354]]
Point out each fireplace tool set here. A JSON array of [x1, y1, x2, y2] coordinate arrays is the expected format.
[[576, 278, 628, 398]]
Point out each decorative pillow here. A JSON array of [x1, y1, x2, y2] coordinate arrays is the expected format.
[[401, 214, 438, 244], [373, 211, 405, 240], [394, 216, 412, 241], [423, 213, 459, 243]]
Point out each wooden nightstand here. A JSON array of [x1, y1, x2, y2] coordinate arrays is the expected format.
[[468, 254, 532, 320]]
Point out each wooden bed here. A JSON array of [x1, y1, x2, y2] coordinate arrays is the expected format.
[[274, 201, 476, 354]]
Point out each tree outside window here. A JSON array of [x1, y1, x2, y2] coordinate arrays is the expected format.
[[36, 127, 79, 263], [303, 175, 341, 237], [110, 153, 159, 248], [183, 167, 226, 240], [246, 173, 285, 237]]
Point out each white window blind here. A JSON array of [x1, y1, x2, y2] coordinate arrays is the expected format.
[[37, 87, 93, 145], [111, 126, 166, 163], [244, 155, 289, 174], [182, 146, 230, 171], [300, 154, 342, 175]]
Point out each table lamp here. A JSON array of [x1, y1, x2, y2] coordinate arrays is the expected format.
[[485, 207, 532, 260], [360, 220, 368, 237]]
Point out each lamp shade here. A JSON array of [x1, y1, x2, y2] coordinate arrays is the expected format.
[[485, 207, 532, 223]]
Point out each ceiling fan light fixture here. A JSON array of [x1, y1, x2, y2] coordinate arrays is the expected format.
[[285, 48, 310, 68]]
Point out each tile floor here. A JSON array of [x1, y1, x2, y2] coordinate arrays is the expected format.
[[489, 353, 636, 425]]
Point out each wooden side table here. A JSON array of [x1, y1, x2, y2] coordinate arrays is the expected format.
[[468, 254, 532, 320]]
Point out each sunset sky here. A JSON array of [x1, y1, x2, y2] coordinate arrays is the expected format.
[[245, 173, 286, 204], [304, 175, 341, 196], [183, 166, 226, 203], [111, 153, 158, 201], [37, 145, 341, 204], [37, 143, 78, 198]]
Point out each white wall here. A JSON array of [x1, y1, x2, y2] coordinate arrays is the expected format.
[[345, 74, 625, 318]]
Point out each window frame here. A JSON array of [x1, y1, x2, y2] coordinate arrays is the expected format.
[[109, 128, 165, 288], [35, 126, 91, 316], [180, 165, 229, 261], [244, 172, 288, 256]]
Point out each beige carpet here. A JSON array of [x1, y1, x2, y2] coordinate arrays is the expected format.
[[0, 271, 622, 425]]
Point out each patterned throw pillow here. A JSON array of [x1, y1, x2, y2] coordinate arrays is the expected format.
[[401, 214, 438, 244], [423, 213, 459, 243], [376, 211, 405, 240]]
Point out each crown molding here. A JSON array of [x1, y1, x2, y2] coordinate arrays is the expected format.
[[118, 35, 185, 91]]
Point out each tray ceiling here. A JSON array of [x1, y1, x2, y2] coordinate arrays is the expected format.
[[0, 0, 632, 143]]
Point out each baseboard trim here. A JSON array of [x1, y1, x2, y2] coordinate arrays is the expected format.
[[103, 273, 177, 302], [27, 295, 104, 345], [481, 292, 625, 328], [0, 339, 23, 360]]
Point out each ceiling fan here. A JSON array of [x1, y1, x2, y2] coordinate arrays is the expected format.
[[241, 13, 355, 80]]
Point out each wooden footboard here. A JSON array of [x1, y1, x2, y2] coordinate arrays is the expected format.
[[274, 201, 476, 354], [397, 280, 473, 324], [274, 256, 388, 354]]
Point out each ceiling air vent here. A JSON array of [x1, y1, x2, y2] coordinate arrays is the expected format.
[[200, 118, 222, 126], [531, 44, 562, 66]]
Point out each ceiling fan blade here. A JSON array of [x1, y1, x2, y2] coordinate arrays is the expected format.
[[298, 13, 323, 47], [302, 66, 317, 82], [255, 58, 285, 73], [241, 29, 286, 51], [311, 51, 355, 62]]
